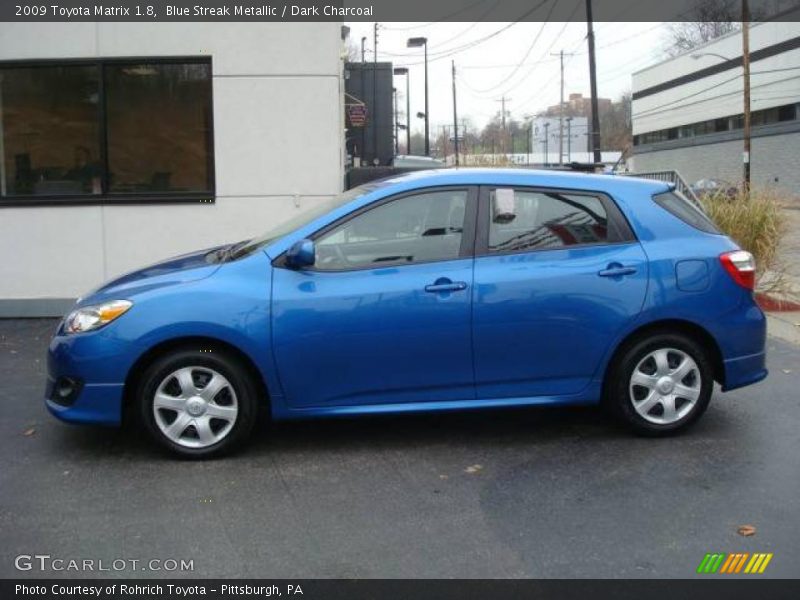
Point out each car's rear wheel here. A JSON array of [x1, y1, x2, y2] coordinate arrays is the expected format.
[[138, 349, 258, 458], [606, 332, 714, 435]]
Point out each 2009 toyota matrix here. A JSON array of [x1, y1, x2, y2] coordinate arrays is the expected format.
[[46, 169, 767, 457]]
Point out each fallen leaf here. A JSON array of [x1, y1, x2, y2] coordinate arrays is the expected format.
[[23, 427, 36, 437], [464, 464, 483, 474], [737, 524, 756, 537]]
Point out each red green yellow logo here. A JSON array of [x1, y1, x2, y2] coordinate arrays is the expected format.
[[697, 552, 773, 574]]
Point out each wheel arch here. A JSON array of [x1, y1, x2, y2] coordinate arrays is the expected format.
[[603, 319, 725, 391], [122, 336, 271, 423]]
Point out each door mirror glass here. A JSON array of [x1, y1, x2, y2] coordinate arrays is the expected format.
[[492, 188, 517, 224], [285, 239, 316, 269]]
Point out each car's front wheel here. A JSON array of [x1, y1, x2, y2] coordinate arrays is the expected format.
[[606, 332, 714, 435], [138, 348, 258, 458]]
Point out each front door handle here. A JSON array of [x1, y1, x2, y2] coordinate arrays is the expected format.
[[598, 264, 637, 278], [425, 278, 468, 293]]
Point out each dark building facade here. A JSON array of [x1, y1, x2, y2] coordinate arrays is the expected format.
[[345, 62, 394, 166]]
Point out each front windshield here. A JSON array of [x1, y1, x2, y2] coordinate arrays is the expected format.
[[231, 183, 378, 258]]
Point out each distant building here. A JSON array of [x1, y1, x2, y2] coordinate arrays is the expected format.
[[545, 93, 612, 120], [630, 21, 800, 192], [531, 116, 589, 164]]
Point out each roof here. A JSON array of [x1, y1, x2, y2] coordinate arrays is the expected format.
[[368, 168, 670, 196]]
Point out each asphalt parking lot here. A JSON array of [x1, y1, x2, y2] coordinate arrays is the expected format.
[[1, 318, 798, 579]]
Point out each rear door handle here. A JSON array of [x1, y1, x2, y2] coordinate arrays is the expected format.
[[425, 278, 468, 293], [598, 265, 637, 278]]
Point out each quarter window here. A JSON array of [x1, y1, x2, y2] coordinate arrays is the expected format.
[[488, 188, 611, 253], [314, 190, 468, 270]]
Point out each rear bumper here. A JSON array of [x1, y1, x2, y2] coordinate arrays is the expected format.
[[722, 351, 768, 391]]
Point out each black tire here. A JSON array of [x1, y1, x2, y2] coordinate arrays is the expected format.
[[137, 348, 259, 458], [605, 332, 714, 436]]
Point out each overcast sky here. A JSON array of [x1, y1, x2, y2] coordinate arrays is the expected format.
[[345, 21, 670, 134]]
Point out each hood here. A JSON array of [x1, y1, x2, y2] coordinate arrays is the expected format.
[[80, 245, 226, 304]]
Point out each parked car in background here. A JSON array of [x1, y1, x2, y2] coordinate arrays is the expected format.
[[391, 155, 445, 168], [46, 169, 767, 458], [691, 178, 740, 199]]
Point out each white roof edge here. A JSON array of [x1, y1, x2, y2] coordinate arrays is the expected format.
[[631, 20, 770, 78]]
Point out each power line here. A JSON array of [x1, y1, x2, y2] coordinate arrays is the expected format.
[[462, 0, 560, 94], [389, 0, 555, 66], [380, 0, 492, 31]]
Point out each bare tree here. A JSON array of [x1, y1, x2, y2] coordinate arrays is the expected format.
[[665, 0, 742, 56]]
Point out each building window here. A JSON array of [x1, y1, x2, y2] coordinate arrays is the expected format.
[[633, 101, 798, 147], [0, 58, 213, 205]]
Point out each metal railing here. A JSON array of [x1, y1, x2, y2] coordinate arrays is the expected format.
[[625, 170, 702, 208]]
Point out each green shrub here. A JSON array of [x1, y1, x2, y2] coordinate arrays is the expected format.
[[701, 187, 787, 287]]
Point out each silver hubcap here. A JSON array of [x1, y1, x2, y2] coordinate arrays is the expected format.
[[153, 366, 238, 449], [629, 348, 702, 425]]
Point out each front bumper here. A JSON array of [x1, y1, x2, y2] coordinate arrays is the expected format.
[[45, 377, 124, 425], [45, 327, 135, 427]]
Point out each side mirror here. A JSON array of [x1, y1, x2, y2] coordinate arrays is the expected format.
[[285, 239, 315, 269]]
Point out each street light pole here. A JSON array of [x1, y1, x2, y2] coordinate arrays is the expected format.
[[393, 67, 410, 154], [452, 60, 459, 167], [543, 122, 550, 166], [566, 117, 573, 162], [408, 37, 430, 156]]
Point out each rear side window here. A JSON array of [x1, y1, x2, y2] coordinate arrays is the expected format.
[[653, 191, 720, 234], [487, 188, 632, 254]]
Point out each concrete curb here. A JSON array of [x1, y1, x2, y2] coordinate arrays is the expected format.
[[767, 311, 800, 345]]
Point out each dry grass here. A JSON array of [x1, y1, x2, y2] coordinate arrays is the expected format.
[[701, 187, 788, 288]]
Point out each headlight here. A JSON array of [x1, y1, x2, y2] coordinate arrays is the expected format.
[[64, 300, 133, 334]]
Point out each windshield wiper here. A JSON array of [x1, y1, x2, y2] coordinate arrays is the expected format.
[[206, 240, 249, 264]]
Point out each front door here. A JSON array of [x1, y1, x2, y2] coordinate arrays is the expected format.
[[272, 187, 478, 408], [472, 185, 648, 399]]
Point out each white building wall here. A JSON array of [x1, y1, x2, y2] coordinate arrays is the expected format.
[[632, 21, 800, 135], [0, 23, 345, 312]]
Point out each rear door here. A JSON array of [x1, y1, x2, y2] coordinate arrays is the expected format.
[[472, 185, 648, 399]]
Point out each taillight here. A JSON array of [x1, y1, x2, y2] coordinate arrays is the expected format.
[[720, 250, 756, 290]]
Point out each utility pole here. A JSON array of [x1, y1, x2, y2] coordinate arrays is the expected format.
[[361, 37, 366, 63], [585, 0, 602, 163], [551, 49, 575, 165], [742, 0, 752, 190], [372, 22, 379, 165], [452, 61, 460, 166], [496, 96, 511, 156]]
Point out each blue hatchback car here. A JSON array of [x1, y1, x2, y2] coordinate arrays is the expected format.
[[46, 169, 767, 457]]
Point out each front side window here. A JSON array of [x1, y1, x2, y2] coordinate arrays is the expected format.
[[314, 189, 468, 270], [488, 188, 611, 253], [0, 59, 212, 202]]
